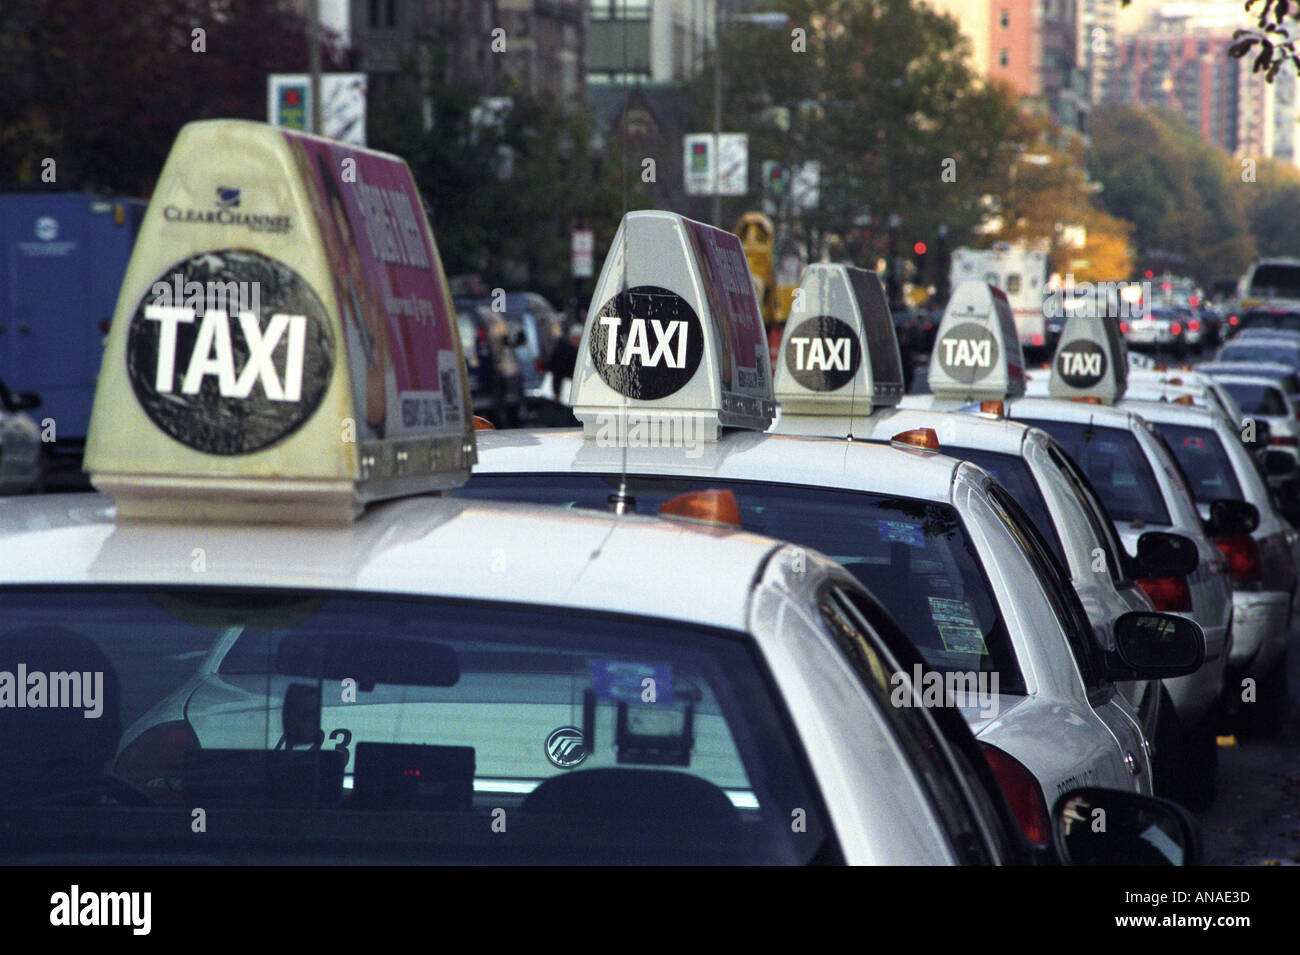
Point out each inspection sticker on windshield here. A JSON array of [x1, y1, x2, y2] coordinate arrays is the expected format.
[[590, 659, 675, 705], [928, 597, 988, 654], [878, 520, 924, 548]]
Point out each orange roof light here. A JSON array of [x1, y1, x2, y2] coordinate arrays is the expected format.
[[980, 400, 1005, 417], [1153, 364, 1167, 371], [472, 415, 495, 431], [1166, 377, 1183, 385], [891, 427, 941, 451], [658, 489, 742, 527], [1173, 395, 1195, 405], [1070, 396, 1104, 405]]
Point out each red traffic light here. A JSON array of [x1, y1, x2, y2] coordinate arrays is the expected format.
[[913, 241, 927, 256]]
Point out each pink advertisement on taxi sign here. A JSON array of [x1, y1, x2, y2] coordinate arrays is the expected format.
[[683, 220, 769, 396], [285, 131, 463, 441]]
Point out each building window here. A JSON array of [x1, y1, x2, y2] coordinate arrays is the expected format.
[[369, 0, 396, 28], [999, 50, 1009, 68], [1000, 10, 1010, 28]]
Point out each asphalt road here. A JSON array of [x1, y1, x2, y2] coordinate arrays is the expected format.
[[1196, 641, 1300, 865]]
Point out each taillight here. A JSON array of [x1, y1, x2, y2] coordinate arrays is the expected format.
[[1189, 320, 1201, 332], [113, 720, 200, 803], [476, 325, 488, 343], [1136, 575, 1192, 612], [1120, 321, 1129, 334], [1031, 333, 1044, 346], [1171, 322, 1183, 335], [980, 743, 1050, 846], [1215, 534, 1261, 586], [1229, 314, 1240, 326], [1271, 436, 1298, 447], [535, 357, 546, 374]]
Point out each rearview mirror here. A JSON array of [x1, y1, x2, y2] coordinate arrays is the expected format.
[[276, 634, 461, 692], [1053, 787, 1200, 866], [1104, 611, 1205, 681], [1206, 498, 1260, 537], [1135, 531, 1199, 579]]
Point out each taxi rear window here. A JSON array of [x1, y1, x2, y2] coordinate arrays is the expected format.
[[460, 475, 1026, 695], [1220, 381, 1287, 417], [935, 448, 1066, 567], [1018, 419, 1172, 526], [0, 587, 833, 865], [1151, 424, 1243, 504]]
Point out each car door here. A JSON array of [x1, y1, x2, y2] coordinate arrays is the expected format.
[[983, 483, 1152, 795]]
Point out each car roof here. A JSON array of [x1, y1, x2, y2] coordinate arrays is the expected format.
[[1115, 396, 1225, 427], [473, 427, 964, 503], [0, 492, 786, 631], [1004, 396, 1145, 429]]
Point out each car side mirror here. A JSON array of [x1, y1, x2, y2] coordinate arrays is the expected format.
[[1103, 611, 1205, 681], [1052, 787, 1200, 866], [1245, 419, 1272, 452], [1265, 449, 1297, 477], [1206, 498, 1260, 537], [1135, 531, 1199, 578]]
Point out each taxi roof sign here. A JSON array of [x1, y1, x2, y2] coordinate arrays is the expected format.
[[927, 282, 1025, 402], [571, 211, 775, 441], [84, 119, 475, 523], [773, 264, 904, 416], [1047, 313, 1128, 404]]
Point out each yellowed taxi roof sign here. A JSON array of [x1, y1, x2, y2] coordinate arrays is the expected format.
[[85, 119, 474, 523], [571, 211, 775, 441], [927, 282, 1026, 402], [773, 264, 903, 416]]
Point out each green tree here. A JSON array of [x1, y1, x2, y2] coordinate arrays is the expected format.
[[1087, 104, 1256, 283], [1, 0, 346, 195], [370, 52, 641, 306], [682, 0, 1020, 266]]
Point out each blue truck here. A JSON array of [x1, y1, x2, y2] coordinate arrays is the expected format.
[[0, 193, 147, 482]]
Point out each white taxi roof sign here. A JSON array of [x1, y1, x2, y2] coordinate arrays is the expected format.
[[1047, 313, 1128, 403], [84, 119, 475, 524], [927, 282, 1025, 401], [773, 264, 903, 415], [571, 211, 775, 441]]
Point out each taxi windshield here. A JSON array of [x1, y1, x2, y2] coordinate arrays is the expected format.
[[459, 476, 1026, 696], [0, 587, 834, 865], [1018, 419, 1172, 526], [1150, 424, 1243, 504]]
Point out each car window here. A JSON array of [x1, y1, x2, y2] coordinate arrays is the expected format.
[[937, 447, 1066, 568], [1019, 419, 1172, 526], [1247, 265, 1300, 300], [0, 587, 835, 865], [819, 585, 1003, 865], [1045, 444, 1130, 586], [459, 474, 1027, 694], [1220, 382, 1287, 417], [1151, 424, 1243, 504], [982, 484, 1109, 697], [1219, 342, 1300, 366]]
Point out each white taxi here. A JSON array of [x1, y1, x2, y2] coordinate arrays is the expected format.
[[773, 276, 1208, 802], [4, 118, 1184, 867], [905, 310, 1237, 808], [467, 212, 1205, 845]]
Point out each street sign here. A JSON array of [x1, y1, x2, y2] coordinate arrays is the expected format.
[[684, 134, 714, 196], [268, 73, 367, 145], [791, 162, 820, 210], [684, 133, 747, 196], [716, 134, 748, 196], [572, 229, 594, 279]]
